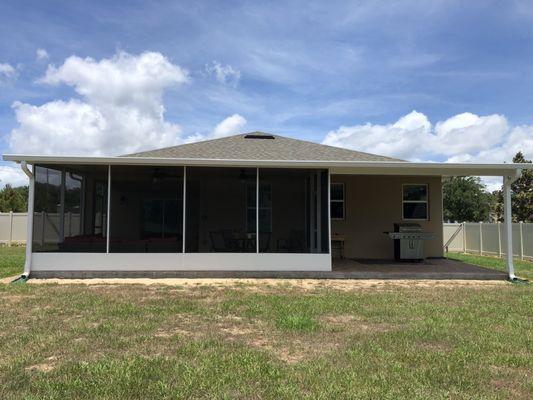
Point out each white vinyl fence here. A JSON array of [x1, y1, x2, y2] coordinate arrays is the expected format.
[[0, 212, 81, 246], [0, 212, 28, 245], [444, 222, 533, 261]]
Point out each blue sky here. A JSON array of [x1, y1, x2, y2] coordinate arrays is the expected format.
[[1, 0, 532, 187]]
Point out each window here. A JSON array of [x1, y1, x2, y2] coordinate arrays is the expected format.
[[33, 165, 108, 252], [330, 183, 345, 220], [402, 184, 428, 220]]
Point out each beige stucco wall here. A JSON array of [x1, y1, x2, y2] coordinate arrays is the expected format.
[[331, 175, 444, 259]]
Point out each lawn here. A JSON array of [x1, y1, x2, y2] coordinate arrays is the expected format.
[[0, 247, 532, 399], [0, 246, 25, 279], [447, 251, 533, 280]]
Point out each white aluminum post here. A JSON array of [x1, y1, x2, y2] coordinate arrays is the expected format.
[[479, 221, 483, 255], [8, 211, 13, 246], [503, 175, 515, 279], [182, 166, 186, 253], [256, 168, 259, 253], [21, 162, 34, 277], [106, 165, 111, 253], [519, 221, 524, 261]]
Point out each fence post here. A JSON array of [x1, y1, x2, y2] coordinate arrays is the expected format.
[[462, 222, 467, 253], [519, 221, 524, 261], [479, 222, 483, 255], [8, 211, 13, 247], [497, 221, 502, 258]]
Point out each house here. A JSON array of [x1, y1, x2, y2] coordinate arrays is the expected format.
[[3, 132, 529, 279]]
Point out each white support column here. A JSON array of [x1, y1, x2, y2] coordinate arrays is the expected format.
[[503, 174, 516, 279], [21, 162, 34, 277]]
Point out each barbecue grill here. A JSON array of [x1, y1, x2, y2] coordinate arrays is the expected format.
[[386, 223, 434, 261]]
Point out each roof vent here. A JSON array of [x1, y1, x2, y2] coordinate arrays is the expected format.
[[244, 134, 275, 139]]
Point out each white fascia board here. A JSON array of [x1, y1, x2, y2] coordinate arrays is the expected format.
[[2, 154, 530, 176]]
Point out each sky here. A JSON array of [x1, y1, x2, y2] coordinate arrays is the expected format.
[[0, 0, 532, 190]]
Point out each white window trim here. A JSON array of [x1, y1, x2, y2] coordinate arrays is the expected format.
[[402, 183, 429, 221], [330, 182, 345, 220]]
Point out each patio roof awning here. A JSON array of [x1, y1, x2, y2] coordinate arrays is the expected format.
[[2, 154, 530, 177]]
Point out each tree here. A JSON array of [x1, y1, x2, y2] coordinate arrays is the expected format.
[[0, 185, 28, 212], [490, 152, 532, 222], [511, 152, 532, 222], [443, 176, 491, 222]]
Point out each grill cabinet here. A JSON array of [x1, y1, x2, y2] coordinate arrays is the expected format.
[[387, 223, 434, 261]]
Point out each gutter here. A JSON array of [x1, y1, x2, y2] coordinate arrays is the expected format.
[[16, 161, 34, 281]]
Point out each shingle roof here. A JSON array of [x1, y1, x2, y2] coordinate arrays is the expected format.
[[123, 132, 403, 162]]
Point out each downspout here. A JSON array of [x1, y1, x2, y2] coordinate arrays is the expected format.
[[14, 161, 34, 282], [503, 168, 523, 282]]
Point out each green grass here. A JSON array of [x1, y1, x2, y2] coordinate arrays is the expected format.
[[447, 251, 533, 280], [0, 247, 532, 399], [0, 246, 25, 278]]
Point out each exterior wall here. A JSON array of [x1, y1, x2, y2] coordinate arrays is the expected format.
[[331, 175, 444, 259]]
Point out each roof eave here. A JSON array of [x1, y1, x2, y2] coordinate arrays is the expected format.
[[2, 154, 529, 177]]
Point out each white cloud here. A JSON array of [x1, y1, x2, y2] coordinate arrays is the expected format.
[[0, 165, 27, 188], [8, 51, 189, 156], [323, 110, 533, 191], [205, 61, 241, 86], [36, 48, 49, 61], [181, 114, 247, 143], [211, 114, 246, 138], [323, 110, 532, 163], [0, 62, 16, 79]]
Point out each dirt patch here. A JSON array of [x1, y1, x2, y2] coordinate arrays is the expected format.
[[320, 314, 399, 334], [25, 356, 58, 373], [416, 341, 453, 352], [24, 277, 507, 291]]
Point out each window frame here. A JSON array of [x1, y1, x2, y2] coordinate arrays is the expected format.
[[330, 182, 345, 221], [402, 183, 429, 221]]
